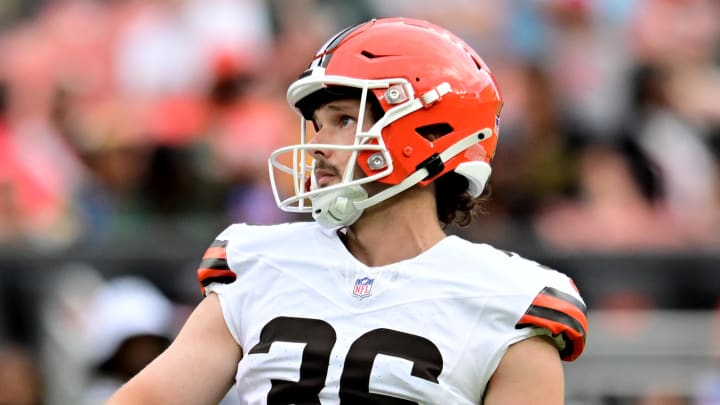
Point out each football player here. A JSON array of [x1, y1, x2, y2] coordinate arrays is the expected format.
[[108, 17, 587, 404]]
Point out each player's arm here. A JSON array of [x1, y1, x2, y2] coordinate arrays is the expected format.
[[483, 335, 564, 405], [106, 293, 241, 405]]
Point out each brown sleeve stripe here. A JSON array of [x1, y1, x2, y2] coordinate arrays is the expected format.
[[530, 289, 588, 335], [539, 286, 587, 314], [209, 239, 228, 248], [197, 268, 237, 287], [516, 312, 585, 361], [198, 257, 230, 270], [515, 286, 589, 361], [519, 306, 586, 340], [196, 239, 235, 295]]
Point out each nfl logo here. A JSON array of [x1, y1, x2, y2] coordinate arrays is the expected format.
[[352, 277, 374, 298]]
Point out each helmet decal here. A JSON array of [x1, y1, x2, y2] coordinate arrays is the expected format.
[[307, 22, 366, 71]]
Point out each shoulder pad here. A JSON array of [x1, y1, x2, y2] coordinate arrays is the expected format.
[[196, 239, 237, 296], [515, 286, 588, 361]]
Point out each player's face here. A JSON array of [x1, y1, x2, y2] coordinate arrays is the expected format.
[[309, 99, 375, 188]]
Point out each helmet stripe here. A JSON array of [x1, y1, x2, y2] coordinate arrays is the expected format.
[[308, 22, 367, 71]]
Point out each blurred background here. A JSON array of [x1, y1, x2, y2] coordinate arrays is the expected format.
[[0, 0, 719, 404]]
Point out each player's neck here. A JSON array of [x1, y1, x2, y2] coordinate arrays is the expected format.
[[341, 188, 446, 267]]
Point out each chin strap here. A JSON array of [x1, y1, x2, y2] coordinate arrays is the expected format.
[[355, 128, 492, 210], [311, 129, 492, 229]]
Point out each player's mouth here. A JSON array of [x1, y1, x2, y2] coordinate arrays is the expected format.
[[314, 169, 337, 187]]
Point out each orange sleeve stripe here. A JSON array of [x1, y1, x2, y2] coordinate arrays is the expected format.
[[196, 240, 232, 296], [517, 313, 585, 361], [530, 293, 589, 336], [515, 286, 588, 361], [203, 246, 227, 260], [197, 268, 236, 287], [518, 305, 586, 341], [197, 267, 236, 279]]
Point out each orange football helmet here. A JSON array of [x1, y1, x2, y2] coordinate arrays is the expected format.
[[268, 17, 503, 228]]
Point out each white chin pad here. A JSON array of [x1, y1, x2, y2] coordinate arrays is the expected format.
[[311, 185, 368, 228]]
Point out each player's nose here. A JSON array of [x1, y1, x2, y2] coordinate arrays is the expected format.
[[308, 128, 332, 159]]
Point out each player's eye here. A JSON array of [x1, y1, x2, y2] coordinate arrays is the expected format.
[[339, 115, 356, 128]]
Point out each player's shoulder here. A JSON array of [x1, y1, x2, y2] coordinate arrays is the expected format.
[[433, 237, 588, 361], [217, 221, 320, 247], [448, 237, 575, 292], [196, 221, 323, 294], [461, 241, 588, 361]]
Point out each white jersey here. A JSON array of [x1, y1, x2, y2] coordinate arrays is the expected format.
[[197, 222, 587, 404]]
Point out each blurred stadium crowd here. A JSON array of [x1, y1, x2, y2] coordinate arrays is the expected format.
[[0, 0, 719, 252], [0, 0, 720, 404]]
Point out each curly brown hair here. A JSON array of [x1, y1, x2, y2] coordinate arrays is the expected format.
[[434, 172, 490, 228], [416, 124, 491, 228]]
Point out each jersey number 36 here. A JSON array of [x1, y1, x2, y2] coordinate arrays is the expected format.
[[248, 316, 444, 404]]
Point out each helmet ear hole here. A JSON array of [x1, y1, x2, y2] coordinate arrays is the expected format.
[[415, 123, 454, 140]]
